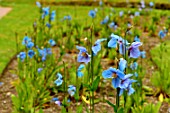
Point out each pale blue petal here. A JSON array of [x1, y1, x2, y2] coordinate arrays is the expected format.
[[128, 85, 135, 95], [119, 58, 127, 72], [112, 78, 121, 88], [116, 69, 125, 79]]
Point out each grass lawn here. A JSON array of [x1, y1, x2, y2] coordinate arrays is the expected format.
[[1, 0, 170, 4]]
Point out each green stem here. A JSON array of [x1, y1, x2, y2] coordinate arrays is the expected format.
[[63, 61, 67, 108], [116, 88, 120, 109], [90, 23, 94, 113]]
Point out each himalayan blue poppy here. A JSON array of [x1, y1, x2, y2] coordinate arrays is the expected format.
[[134, 36, 140, 42], [77, 64, 85, 77], [26, 41, 34, 49], [130, 62, 138, 70], [88, 10, 96, 18], [102, 67, 125, 88], [36, 1, 41, 8], [108, 33, 121, 48], [54, 73, 63, 86], [49, 39, 56, 46], [22, 36, 31, 45], [140, 51, 146, 58], [76, 46, 91, 64], [118, 39, 129, 55], [68, 85, 76, 97], [100, 16, 109, 25], [17, 52, 26, 61], [119, 74, 133, 89], [28, 50, 35, 58], [128, 42, 142, 58], [119, 58, 127, 72], [38, 68, 43, 73], [92, 38, 107, 55], [50, 10, 56, 21], [158, 30, 166, 39], [119, 84, 135, 96]]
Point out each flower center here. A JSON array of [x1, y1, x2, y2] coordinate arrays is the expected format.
[[112, 73, 117, 78], [81, 52, 88, 58]]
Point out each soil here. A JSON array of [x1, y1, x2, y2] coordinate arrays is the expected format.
[[1, 34, 170, 113], [0, 8, 170, 113]]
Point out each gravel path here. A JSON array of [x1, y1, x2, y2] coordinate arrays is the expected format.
[[0, 7, 12, 19]]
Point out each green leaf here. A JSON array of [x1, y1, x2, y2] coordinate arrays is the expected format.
[[61, 106, 67, 113], [91, 76, 100, 91], [105, 100, 117, 112], [117, 108, 124, 113], [76, 104, 83, 113]]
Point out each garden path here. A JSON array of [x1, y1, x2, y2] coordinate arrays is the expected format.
[[0, 7, 12, 19]]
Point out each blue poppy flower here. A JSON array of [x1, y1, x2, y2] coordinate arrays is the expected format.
[[76, 46, 91, 64], [130, 62, 138, 70], [127, 22, 131, 28], [68, 85, 76, 97], [22, 36, 31, 45], [119, 58, 127, 72], [77, 64, 85, 77], [100, 16, 109, 25], [127, 85, 135, 95], [46, 48, 52, 55], [92, 38, 107, 55], [158, 30, 166, 39], [52, 98, 61, 106], [118, 39, 129, 55], [109, 22, 115, 28], [38, 49, 46, 59], [63, 15, 72, 20], [36, 1, 41, 8], [149, 2, 154, 7], [102, 67, 125, 88], [119, 74, 133, 89], [67, 98, 71, 103], [88, 10, 96, 18], [140, 51, 146, 58], [39, 48, 52, 56], [119, 76, 136, 96], [50, 10, 56, 21], [26, 41, 34, 49], [38, 48, 46, 57], [119, 11, 124, 17], [57, 73, 62, 79], [134, 11, 140, 16], [38, 68, 43, 73], [128, 42, 142, 58], [54, 73, 63, 86], [141, 1, 145, 8], [42, 7, 50, 16], [52, 97, 59, 102], [46, 23, 51, 28], [42, 7, 50, 19], [99, 0, 103, 6], [28, 50, 35, 58], [134, 36, 140, 42], [120, 84, 135, 96], [17, 52, 26, 61], [54, 79, 63, 86], [134, 72, 138, 77], [108, 33, 121, 48], [0, 82, 4, 86], [49, 39, 56, 46]]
